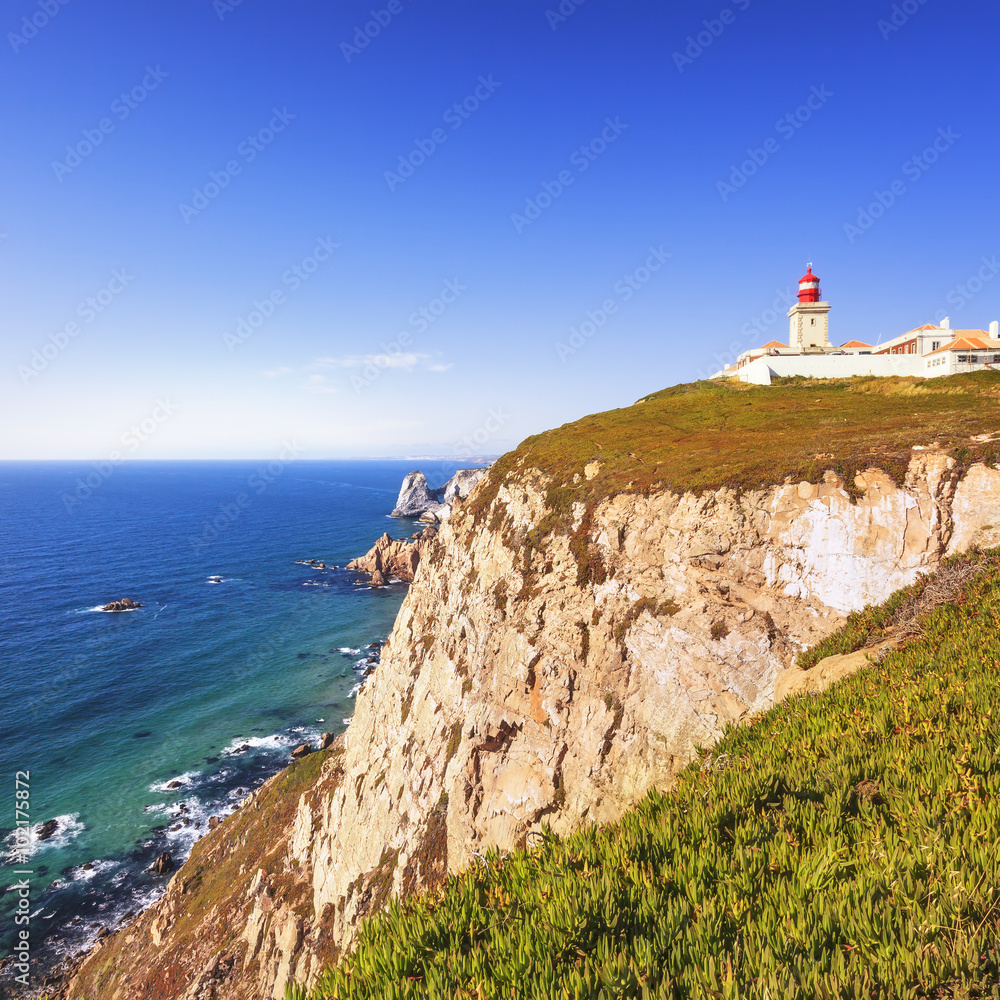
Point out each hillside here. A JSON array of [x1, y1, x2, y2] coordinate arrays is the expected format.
[[472, 373, 1000, 515], [297, 547, 1000, 999], [63, 375, 1000, 1000]]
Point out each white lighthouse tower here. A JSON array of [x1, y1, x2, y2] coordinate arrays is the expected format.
[[788, 264, 832, 352]]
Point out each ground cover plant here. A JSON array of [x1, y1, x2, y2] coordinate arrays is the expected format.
[[466, 373, 1000, 525], [291, 550, 1000, 999]]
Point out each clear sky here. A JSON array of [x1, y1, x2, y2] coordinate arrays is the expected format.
[[2, 0, 999, 460]]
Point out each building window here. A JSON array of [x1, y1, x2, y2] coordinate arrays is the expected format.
[[958, 355, 971, 363], [932, 341, 940, 350], [993, 355, 1000, 364], [810, 318, 816, 326]]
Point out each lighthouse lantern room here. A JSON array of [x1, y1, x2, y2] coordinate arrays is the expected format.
[[787, 263, 832, 351]]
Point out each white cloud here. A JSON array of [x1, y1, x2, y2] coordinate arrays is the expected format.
[[312, 353, 427, 371], [428, 362, 454, 373]]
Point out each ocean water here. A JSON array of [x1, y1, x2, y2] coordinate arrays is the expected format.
[[0, 460, 454, 983]]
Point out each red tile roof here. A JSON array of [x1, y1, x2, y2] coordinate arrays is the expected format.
[[760, 340, 788, 349], [840, 340, 872, 348], [926, 336, 1000, 356]]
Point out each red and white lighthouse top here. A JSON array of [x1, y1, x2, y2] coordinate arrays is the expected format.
[[798, 264, 821, 303]]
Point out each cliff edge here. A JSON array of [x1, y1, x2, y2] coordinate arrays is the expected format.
[[65, 375, 1000, 999]]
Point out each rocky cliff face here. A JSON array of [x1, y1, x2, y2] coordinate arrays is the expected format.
[[66, 451, 1000, 1000]]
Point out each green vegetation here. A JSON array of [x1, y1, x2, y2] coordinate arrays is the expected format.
[[291, 553, 1000, 999], [466, 373, 1000, 525]]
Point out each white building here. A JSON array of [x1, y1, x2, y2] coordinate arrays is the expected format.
[[713, 266, 1000, 384], [924, 330, 1000, 376]]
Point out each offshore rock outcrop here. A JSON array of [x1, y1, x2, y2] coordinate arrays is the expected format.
[[66, 451, 1000, 1000], [391, 468, 488, 521], [345, 527, 438, 585]]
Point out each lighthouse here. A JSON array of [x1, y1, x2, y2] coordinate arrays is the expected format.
[[787, 264, 832, 352]]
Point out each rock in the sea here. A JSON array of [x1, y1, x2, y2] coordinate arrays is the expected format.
[[390, 468, 488, 520], [102, 597, 142, 612], [291, 744, 312, 759], [441, 467, 487, 505], [165, 780, 182, 789], [346, 527, 437, 585], [390, 471, 444, 518], [151, 852, 174, 875], [36, 819, 59, 842], [208, 816, 221, 830]]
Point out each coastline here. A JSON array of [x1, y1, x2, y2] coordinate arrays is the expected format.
[[1, 635, 389, 999], [0, 461, 425, 1000]]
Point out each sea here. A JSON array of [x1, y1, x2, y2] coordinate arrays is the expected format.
[[0, 459, 469, 991]]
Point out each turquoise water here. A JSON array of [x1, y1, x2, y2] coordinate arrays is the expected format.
[[0, 460, 449, 981]]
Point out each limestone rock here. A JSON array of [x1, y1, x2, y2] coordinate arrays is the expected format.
[[291, 744, 312, 759], [66, 456, 1000, 1000], [346, 527, 437, 584], [391, 471, 444, 518], [773, 643, 893, 703], [391, 468, 488, 520], [441, 468, 487, 506]]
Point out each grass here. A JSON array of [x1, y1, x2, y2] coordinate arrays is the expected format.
[[289, 551, 1000, 1000], [464, 373, 1000, 532]]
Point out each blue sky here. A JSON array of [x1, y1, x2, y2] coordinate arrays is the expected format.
[[2, 0, 998, 459]]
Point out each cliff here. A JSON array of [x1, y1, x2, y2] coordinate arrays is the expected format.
[[65, 375, 1000, 1000], [345, 527, 437, 585]]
